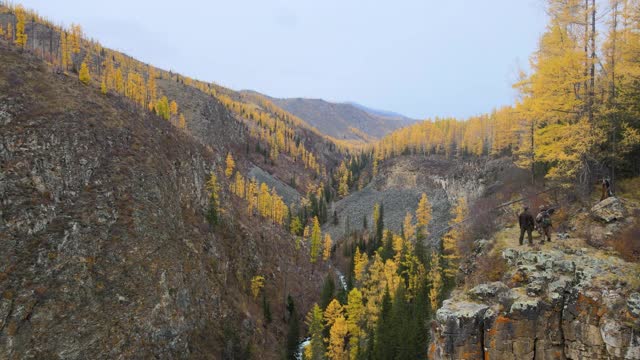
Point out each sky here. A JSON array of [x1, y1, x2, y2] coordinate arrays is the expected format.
[[18, 0, 548, 119]]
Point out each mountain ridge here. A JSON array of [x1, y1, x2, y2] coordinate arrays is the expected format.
[[261, 95, 416, 143]]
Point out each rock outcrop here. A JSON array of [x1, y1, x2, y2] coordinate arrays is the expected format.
[[431, 242, 640, 360], [591, 197, 626, 223]]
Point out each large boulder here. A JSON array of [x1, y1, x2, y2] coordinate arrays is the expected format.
[[591, 197, 625, 223]]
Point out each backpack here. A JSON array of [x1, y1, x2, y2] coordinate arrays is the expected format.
[[542, 216, 552, 227]]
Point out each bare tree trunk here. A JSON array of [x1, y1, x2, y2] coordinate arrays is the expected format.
[[610, 0, 619, 193], [589, 0, 596, 124], [585, 0, 590, 109], [531, 120, 535, 185]]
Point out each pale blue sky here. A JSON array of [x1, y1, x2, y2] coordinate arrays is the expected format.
[[19, 0, 547, 119]]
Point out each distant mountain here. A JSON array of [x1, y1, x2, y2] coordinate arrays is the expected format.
[[346, 101, 413, 121], [263, 96, 416, 142]]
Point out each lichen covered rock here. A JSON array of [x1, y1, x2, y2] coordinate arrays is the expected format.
[[431, 242, 640, 360]]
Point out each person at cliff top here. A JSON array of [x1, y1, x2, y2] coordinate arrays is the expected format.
[[536, 205, 553, 243], [518, 205, 534, 246], [600, 178, 612, 201]]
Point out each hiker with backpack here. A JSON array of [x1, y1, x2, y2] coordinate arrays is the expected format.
[[536, 205, 553, 243]]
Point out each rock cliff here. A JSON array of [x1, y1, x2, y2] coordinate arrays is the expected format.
[[430, 199, 640, 360]]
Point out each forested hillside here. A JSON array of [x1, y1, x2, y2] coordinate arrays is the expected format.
[[372, 0, 640, 190]]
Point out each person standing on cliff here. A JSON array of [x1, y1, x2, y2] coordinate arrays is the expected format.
[[518, 206, 535, 246], [600, 178, 611, 201], [536, 205, 553, 243]]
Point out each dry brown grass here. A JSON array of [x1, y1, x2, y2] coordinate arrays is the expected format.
[[606, 213, 640, 263], [465, 249, 508, 288]]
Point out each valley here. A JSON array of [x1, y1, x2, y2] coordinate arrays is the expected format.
[[1, 1, 640, 360]]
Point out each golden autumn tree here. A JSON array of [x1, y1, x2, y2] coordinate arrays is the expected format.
[[178, 113, 186, 129], [442, 197, 467, 283], [310, 216, 322, 263], [206, 172, 220, 225], [78, 61, 91, 85], [250, 275, 264, 299], [60, 32, 70, 70], [353, 247, 368, 283], [225, 152, 235, 178], [428, 252, 443, 310], [170, 100, 178, 116], [324, 299, 344, 329], [233, 172, 245, 198], [69, 23, 82, 53], [323, 233, 332, 261], [513, 0, 601, 186], [345, 288, 364, 359], [327, 315, 348, 360], [415, 192, 432, 240], [147, 66, 157, 102], [402, 211, 415, 241], [361, 253, 389, 326], [305, 304, 325, 360], [14, 5, 27, 49]]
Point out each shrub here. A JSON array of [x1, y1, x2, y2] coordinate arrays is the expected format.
[[607, 214, 640, 263]]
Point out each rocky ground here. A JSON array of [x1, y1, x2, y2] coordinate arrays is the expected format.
[[0, 47, 324, 359], [431, 196, 640, 360]]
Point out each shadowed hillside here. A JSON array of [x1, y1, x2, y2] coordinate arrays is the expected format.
[[0, 47, 326, 359]]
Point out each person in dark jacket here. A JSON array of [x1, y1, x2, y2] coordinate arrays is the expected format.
[[518, 206, 535, 246], [601, 178, 611, 201]]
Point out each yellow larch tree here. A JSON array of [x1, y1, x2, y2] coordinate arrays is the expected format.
[[114, 68, 124, 94], [402, 211, 415, 241], [170, 100, 178, 116], [323, 298, 344, 329], [225, 152, 235, 178], [415, 192, 432, 239], [14, 5, 27, 48], [250, 275, 264, 299], [323, 233, 332, 261], [442, 197, 467, 282], [60, 32, 70, 71], [178, 113, 186, 129], [147, 66, 157, 102], [353, 247, 368, 283], [309, 216, 322, 263], [233, 172, 245, 198], [428, 252, 443, 310], [345, 288, 364, 360], [327, 315, 348, 360], [78, 61, 91, 85], [69, 24, 82, 53]]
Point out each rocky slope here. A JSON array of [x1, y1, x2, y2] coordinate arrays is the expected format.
[[430, 198, 640, 360], [322, 155, 521, 244], [0, 47, 323, 359]]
